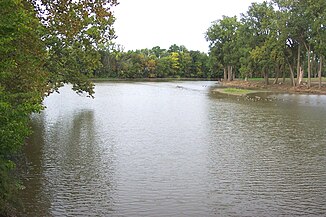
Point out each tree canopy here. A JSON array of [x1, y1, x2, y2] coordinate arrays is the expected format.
[[96, 44, 211, 79]]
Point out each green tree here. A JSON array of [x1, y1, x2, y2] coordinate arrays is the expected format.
[[189, 51, 210, 78], [310, 0, 326, 87], [179, 51, 192, 77], [151, 46, 167, 58], [243, 1, 278, 85], [96, 44, 211, 80], [156, 56, 171, 78], [206, 16, 240, 81], [0, 0, 118, 214], [273, 0, 326, 87], [0, 0, 47, 214], [33, 0, 118, 95]]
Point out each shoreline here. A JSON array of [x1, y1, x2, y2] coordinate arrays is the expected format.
[[90, 78, 326, 96], [90, 77, 217, 82], [214, 80, 326, 96]]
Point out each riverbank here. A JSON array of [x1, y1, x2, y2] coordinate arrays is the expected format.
[[90, 77, 216, 82], [213, 87, 263, 96], [214, 80, 326, 96]]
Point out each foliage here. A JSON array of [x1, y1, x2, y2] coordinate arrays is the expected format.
[[30, 0, 119, 96], [96, 44, 212, 79], [206, 0, 325, 86], [0, 0, 118, 214], [0, 0, 45, 213], [0, 89, 31, 215], [206, 16, 240, 81]]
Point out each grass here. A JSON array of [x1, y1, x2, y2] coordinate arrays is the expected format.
[[217, 88, 258, 96], [247, 77, 264, 81]]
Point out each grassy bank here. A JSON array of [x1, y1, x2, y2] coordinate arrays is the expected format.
[[214, 88, 259, 96], [219, 79, 326, 95]]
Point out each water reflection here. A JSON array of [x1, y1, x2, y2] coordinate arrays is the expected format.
[[22, 109, 117, 216], [22, 113, 50, 215], [20, 82, 326, 216]]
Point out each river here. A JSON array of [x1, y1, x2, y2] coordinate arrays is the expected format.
[[20, 81, 326, 216]]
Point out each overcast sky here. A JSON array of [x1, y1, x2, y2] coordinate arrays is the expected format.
[[113, 0, 264, 53]]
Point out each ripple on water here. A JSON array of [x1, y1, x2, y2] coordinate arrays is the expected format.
[[20, 82, 326, 216]]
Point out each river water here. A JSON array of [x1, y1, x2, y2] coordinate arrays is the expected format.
[[20, 81, 326, 216]]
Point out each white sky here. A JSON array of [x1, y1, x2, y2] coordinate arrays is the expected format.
[[113, 0, 264, 53]]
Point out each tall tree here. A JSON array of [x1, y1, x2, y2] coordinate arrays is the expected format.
[[273, 0, 325, 88], [243, 1, 278, 85], [206, 16, 240, 81], [307, 0, 326, 88]]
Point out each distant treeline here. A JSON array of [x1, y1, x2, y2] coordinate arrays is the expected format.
[[95, 44, 217, 79]]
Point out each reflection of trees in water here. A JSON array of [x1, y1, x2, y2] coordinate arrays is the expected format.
[[20, 113, 49, 215], [21, 109, 117, 216]]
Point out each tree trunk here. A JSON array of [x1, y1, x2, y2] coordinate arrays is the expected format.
[[273, 65, 280, 85], [227, 65, 232, 81], [297, 66, 304, 85], [319, 56, 323, 89], [307, 45, 311, 88], [232, 66, 236, 80], [313, 54, 317, 78], [223, 67, 227, 81], [264, 68, 269, 85], [287, 59, 296, 87], [295, 44, 305, 85], [297, 44, 301, 82], [282, 64, 286, 84]]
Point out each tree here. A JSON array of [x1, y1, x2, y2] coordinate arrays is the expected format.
[[0, 0, 47, 213], [273, 0, 326, 88], [31, 0, 119, 96], [206, 16, 240, 81], [145, 57, 157, 78], [243, 1, 279, 85], [178, 51, 192, 78], [156, 56, 171, 78], [151, 46, 167, 59], [96, 44, 211, 80], [306, 0, 326, 88], [0, 0, 119, 214], [169, 52, 180, 77], [205, 0, 324, 87]]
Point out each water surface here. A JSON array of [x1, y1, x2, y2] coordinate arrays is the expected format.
[[21, 81, 326, 216]]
